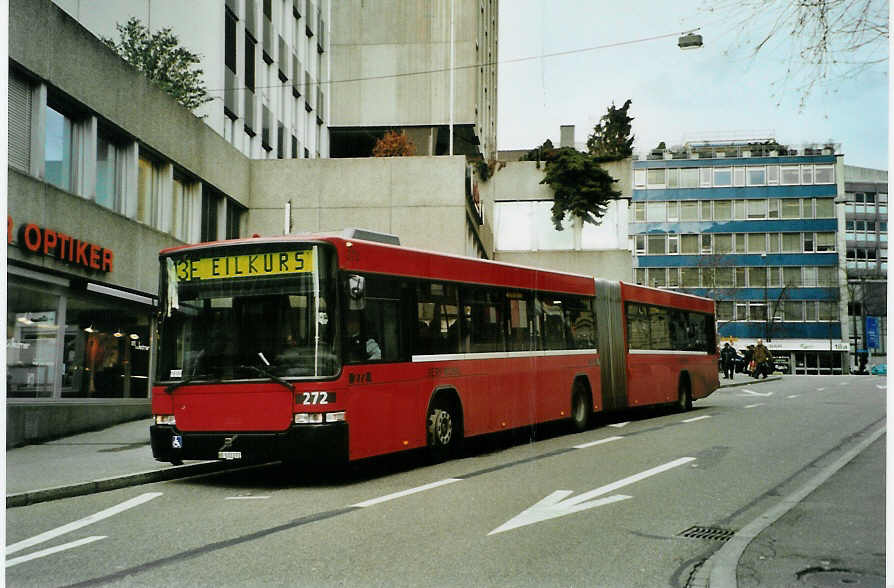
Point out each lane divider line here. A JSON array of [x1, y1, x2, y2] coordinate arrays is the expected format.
[[745, 403, 765, 409], [574, 436, 624, 450], [351, 479, 462, 508], [225, 496, 271, 500], [5, 536, 107, 568], [6, 492, 162, 556], [682, 415, 712, 423]]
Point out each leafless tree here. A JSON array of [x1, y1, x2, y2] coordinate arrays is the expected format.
[[703, 0, 888, 108]]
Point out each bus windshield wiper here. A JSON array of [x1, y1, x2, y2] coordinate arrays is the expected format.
[[239, 362, 294, 392], [165, 374, 220, 394]]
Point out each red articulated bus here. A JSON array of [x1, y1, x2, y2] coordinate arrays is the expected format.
[[150, 232, 719, 465]]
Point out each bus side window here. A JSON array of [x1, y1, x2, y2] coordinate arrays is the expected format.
[[626, 303, 650, 350], [415, 282, 460, 356], [506, 291, 532, 352], [564, 295, 597, 350], [461, 286, 506, 353], [538, 295, 569, 350]]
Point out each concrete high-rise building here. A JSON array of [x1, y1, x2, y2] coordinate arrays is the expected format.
[[328, 0, 498, 160], [52, 0, 330, 160], [629, 139, 850, 374], [842, 165, 888, 371]]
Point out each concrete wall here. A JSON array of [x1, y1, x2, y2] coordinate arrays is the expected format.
[[8, 403, 150, 448], [494, 250, 633, 280], [12, 0, 251, 206], [248, 155, 473, 255], [8, 171, 183, 294], [480, 158, 634, 281]]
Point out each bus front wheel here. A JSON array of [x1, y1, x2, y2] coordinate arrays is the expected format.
[[427, 401, 458, 462]]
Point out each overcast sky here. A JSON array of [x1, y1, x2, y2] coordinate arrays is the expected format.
[[497, 0, 889, 170]]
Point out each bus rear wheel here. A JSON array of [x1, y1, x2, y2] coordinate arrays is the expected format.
[[427, 401, 459, 462], [571, 386, 592, 432], [677, 377, 692, 412]]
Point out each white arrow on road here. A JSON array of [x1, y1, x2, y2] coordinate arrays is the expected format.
[[488, 457, 695, 535], [739, 388, 773, 397]]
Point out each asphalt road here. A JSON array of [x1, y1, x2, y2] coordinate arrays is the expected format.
[[6, 375, 885, 587]]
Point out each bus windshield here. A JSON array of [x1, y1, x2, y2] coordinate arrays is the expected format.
[[156, 245, 339, 382]]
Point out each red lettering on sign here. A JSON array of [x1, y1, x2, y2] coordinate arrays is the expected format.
[[75, 240, 89, 266], [102, 249, 114, 272], [89, 244, 101, 269], [23, 224, 41, 252], [43, 228, 58, 255], [7, 216, 12, 244]]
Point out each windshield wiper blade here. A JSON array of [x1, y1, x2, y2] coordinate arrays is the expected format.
[[239, 364, 294, 392], [165, 374, 220, 394]]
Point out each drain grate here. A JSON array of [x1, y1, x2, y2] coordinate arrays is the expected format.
[[677, 525, 736, 541]]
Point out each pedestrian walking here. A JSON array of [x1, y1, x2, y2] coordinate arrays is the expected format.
[[753, 339, 771, 379], [720, 342, 737, 380]]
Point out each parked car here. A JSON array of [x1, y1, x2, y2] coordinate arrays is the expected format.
[[870, 363, 887, 376]]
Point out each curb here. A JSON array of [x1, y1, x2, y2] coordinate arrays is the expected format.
[[7, 460, 237, 508], [719, 376, 782, 388]]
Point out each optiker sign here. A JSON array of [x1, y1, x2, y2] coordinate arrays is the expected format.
[[8, 216, 114, 273]]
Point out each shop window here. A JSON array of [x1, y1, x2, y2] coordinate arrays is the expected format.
[[62, 293, 152, 398], [7, 285, 61, 398]]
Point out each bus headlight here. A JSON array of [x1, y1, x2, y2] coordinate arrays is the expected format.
[[325, 411, 346, 422], [155, 415, 176, 426], [294, 413, 323, 424]]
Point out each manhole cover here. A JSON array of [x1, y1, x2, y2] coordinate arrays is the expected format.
[[798, 569, 884, 587]]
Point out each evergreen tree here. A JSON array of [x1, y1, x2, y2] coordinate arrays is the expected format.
[[586, 99, 634, 159]]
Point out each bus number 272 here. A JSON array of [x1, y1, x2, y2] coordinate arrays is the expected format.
[[299, 391, 333, 405]]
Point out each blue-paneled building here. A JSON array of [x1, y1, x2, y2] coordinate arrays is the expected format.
[[629, 140, 849, 374]]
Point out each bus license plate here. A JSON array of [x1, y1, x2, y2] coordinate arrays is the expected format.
[[218, 451, 242, 460]]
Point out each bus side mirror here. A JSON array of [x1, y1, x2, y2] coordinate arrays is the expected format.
[[348, 275, 366, 310]]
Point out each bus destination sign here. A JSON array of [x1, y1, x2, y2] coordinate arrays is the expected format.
[[174, 250, 313, 281]]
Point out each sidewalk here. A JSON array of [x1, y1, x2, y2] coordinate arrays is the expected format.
[[6, 418, 231, 507]]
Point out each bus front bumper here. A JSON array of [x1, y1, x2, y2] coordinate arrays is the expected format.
[[150, 422, 349, 464]]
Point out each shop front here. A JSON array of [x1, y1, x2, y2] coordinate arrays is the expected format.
[[6, 211, 172, 447], [719, 336, 850, 375]]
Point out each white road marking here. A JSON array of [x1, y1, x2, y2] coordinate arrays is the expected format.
[[6, 492, 162, 556], [839, 382, 849, 386], [817, 387, 826, 391], [489, 457, 696, 535], [682, 415, 711, 423], [225, 496, 271, 500], [351, 478, 462, 508], [608, 422, 630, 428], [740, 389, 773, 397], [878, 385, 887, 389], [6, 536, 107, 568], [745, 403, 766, 409], [574, 436, 623, 450], [787, 394, 801, 399]]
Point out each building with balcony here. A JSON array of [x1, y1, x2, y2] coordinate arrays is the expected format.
[[843, 165, 888, 370], [328, 0, 498, 160], [51, 0, 330, 160], [629, 139, 849, 374]]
